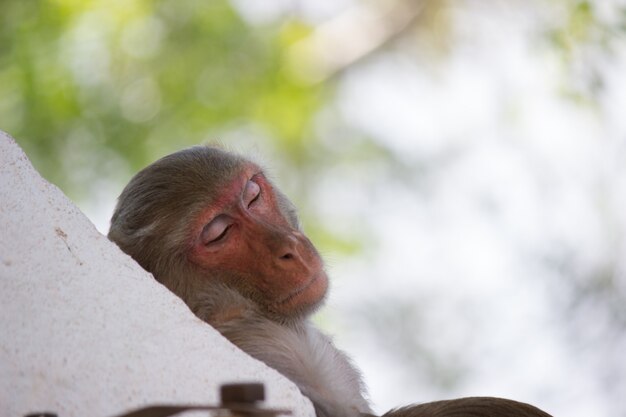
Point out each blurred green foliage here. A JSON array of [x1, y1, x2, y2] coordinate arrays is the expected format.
[[0, 0, 324, 196], [0, 0, 381, 256], [546, 0, 625, 99], [1, 0, 623, 247]]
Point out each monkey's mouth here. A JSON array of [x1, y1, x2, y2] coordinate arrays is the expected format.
[[276, 272, 326, 306]]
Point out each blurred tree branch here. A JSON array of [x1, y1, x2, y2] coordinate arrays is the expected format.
[[286, 0, 435, 82]]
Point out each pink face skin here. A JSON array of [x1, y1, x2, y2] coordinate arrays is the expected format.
[[188, 165, 328, 316]]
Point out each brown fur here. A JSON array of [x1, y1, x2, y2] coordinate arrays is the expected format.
[[109, 145, 553, 417], [383, 397, 553, 417], [109, 146, 370, 417]]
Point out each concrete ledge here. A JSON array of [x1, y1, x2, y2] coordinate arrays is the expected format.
[[0, 131, 314, 417]]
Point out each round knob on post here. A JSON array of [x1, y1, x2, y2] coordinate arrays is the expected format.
[[220, 383, 265, 405]]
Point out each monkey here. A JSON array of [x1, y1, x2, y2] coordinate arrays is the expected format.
[[109, 146, 368, 417], [108, 145, 553, 417]]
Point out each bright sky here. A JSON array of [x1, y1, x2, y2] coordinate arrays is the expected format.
[[313, 2, 625, 417]]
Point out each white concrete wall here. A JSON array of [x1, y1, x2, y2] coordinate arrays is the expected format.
[[0, 131, 314, 417]]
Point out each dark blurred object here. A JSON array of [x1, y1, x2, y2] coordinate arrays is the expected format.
[[23, 383, 291, 417], [221, 383, 265, 405], [24, 414, 58, 417], [116, 382, 289, 417]]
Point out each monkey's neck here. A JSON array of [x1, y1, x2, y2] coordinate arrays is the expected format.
[[217, 314, 371, 417], [188, 287, 371, 417]]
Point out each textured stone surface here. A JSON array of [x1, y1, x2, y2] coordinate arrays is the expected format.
[[0, 131, 313, 417]]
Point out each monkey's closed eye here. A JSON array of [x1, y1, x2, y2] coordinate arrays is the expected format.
[[244, 179, 261, 208], [201, 215, 232, 245]]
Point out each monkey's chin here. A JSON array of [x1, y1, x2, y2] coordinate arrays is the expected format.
[[275, 271, 328, 316]]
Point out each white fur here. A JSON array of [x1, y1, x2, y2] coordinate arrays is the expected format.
[[189, 286, 372, 417]]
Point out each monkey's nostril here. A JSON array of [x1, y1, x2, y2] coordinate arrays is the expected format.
[[280, 253, 295, 260]]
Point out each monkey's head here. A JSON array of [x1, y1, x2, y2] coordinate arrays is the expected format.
[[108, 146, 328, 323]]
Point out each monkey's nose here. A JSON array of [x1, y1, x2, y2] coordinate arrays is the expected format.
[[280, 252, 295, 260], [278, 235, 299, 261]]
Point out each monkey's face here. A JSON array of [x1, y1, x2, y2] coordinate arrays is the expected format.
[[187, 165, 329, 318]]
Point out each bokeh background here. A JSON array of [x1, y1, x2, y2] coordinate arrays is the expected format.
[[2, 1, 626, 416]]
